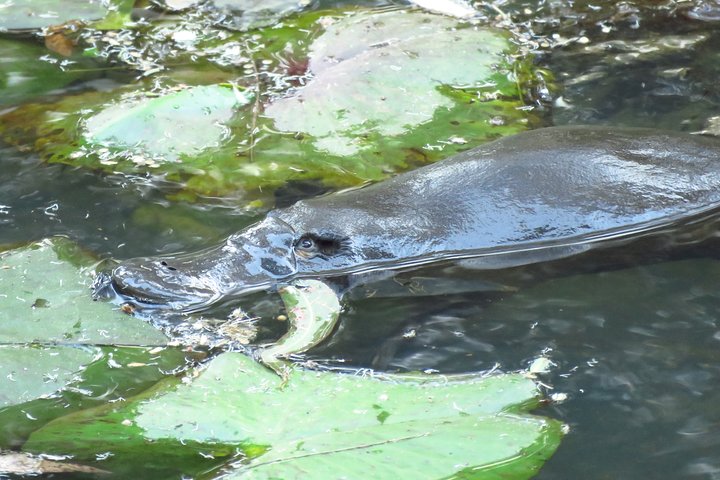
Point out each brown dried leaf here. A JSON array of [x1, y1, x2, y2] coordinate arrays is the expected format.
[[45, 32, 75, 57]]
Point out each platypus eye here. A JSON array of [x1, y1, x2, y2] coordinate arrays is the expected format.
[[295, 236, 319, 258], [294, 234, 348, 259]]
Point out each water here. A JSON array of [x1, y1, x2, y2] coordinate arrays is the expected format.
[[323, 253, 720, 478], [2, 1, 720, 478], [0, 145, 250, 257]]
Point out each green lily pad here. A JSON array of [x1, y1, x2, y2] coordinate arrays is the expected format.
[[0, 238, 173, 416], [25, 352, 562, 479], [0, 238, 168, 345], [0, 345, 193, 448], [0, 239, 194, 449], [0, 0, 128, 32], [0, 8, 539, 203], [266, 10, 515, 156], [0, 345, 93, 408], [84, 84, 251, 163]]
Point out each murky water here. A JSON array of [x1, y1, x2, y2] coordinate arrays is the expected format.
[[2, 0, 720, 478]]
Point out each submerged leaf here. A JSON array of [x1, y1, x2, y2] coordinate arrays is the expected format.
[[260, 279, 341, 377], [0, 38, 95, 106], [26, 352, 562, 479]]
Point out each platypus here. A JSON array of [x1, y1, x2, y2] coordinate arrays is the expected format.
[[107, 126, 720, 312]]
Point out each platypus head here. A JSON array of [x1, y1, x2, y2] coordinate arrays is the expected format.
[[104, 216, 299, 312], [100, 212, 358, 312]]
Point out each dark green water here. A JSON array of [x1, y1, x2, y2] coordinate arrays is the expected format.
[[2, 1, 720, 478]]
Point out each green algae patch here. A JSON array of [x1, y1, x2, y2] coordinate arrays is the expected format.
[[25, 352, 562, 479]]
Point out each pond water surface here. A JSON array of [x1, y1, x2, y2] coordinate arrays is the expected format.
[[2, 0, 720, 479]]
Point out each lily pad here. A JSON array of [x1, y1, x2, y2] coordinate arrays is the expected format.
[[0, 345, 94, 408], [25, 352, 562, 479], [84, 84, 251, 163], [0, 8, 538, 203], [0, 345, 192, 448], [266, 10, 514, 156], [0, 0, 128, 32], [0, 238, 168, 345], [0, 238, 174, 416], [0, 239, 193, 450]]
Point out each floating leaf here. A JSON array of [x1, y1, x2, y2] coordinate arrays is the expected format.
[[0, 0, 128, 32], [0, 238, 176, 418], [266, 10, 516, 156], [0, 345, 192, 449], [0, 345, 94, 408], [0, 8, 539, 203], [84, 84, 250, 163], [0, 238, 168, 345], [25, 352, 562, 479], [260, 279, 341, 378]]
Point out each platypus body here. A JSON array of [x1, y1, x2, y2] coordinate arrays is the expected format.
[[107, 126, 720, 311]]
